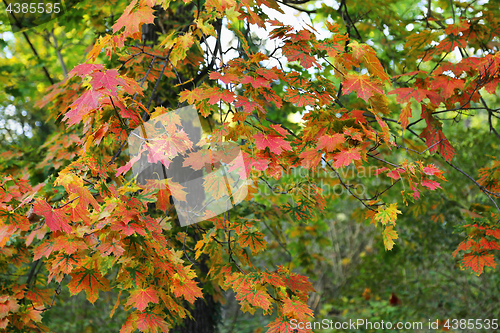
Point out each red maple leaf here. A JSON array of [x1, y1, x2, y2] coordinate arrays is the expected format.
[[242, 151, 270, 172], [111, 219, 145, 237], [240, 75, 271, 88], [25, 288, 52, 307], [333, 148, 362, 168], [50, 253, 80, 279], [115, 154, 141, 177], [388, 87, 443, 105], [419, 120, 455, 162], [165, 179, 188, 202], [206, 87, 235, 104], [121, 76, 144, 96], [423, 164, 445, 180], [53, 235, 87, 255], [281, 268, 315, 294], [33, 199, 72, 233], [435, 59, 473, 76], [0, 296, 19, 321], [68, 64, 104, 79], [421, 178, 441, 190], [260, 88, 283, 108], [486, 228, 500, 239], [63, 89, 103, 126], [387, 168, 405, 180], [205, 0, 237, 13], [479, 238, 500, 251], [435, 34, 467, 53], [270, 124, 290, 137], [343, 127, 363, 141], [203, 171, 229, 200], [96, 235, 125, 257], [254, 133, 292, 155], [256, 67, 280, 81], [419, 106, 455, 161], [349, 40, 390, 84], [209, 71, 239, 84], [484, 77, 500, 94], [90, 70, 125, 96], [316, 39, 345, 58]]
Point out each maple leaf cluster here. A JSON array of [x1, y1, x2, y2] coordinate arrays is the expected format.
[[2, 0, 500, 331]]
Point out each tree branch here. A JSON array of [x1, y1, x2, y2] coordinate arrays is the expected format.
[[49, 29, 67, 77]]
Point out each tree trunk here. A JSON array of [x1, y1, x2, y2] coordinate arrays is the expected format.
[[171, 259, 220, 333]]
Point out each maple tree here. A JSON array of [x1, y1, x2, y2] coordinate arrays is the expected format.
[[1, 0, 500, 331]]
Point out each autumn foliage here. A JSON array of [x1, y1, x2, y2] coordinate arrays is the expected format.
[[1, 0, 500, 331]]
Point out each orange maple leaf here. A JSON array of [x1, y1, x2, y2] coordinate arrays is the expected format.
[[179, 87, 206, 104], [67, 265, 111, 304], [461, 252, 496, 276], [171, 277, 203, 304], [235, 286, 272, 311], [0, 295, 20, 318], [33, 240, 55, 261], [399, 103, 413, 129], [430, 75, 465, 98], [349, 40, 390, 84], [282, 297, 314, 322], [299, 149, 322, 168], [135, 310, 170, 333], [238, 231, 267, 254], [267, 316, 311, 333], [112, 0, 155, 40], [282, 41, 320, 69], [126, 287, 159, 311], [284, 89, 316, 107], [234, 96, 266, 114], [342, 74, 383, 101]]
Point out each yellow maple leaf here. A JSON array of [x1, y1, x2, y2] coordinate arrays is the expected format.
[[374, 203, 402, 226], [383, 225, 398, 251]]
